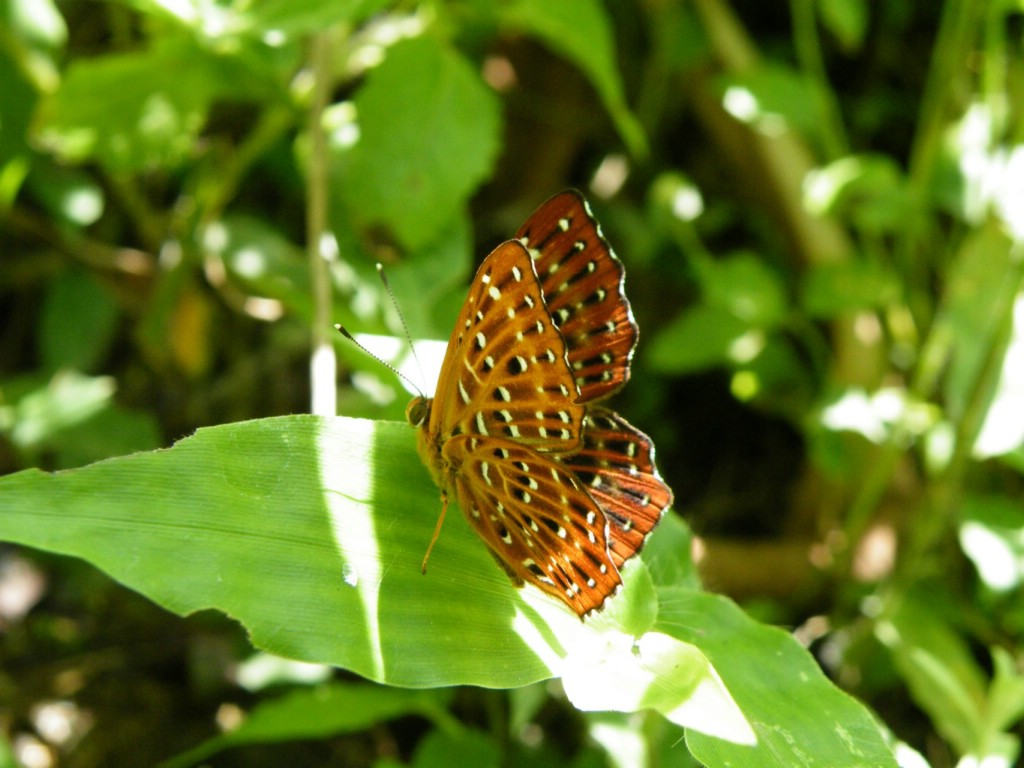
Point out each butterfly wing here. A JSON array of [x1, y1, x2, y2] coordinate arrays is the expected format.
[[556, 407, 673, 569], [427, 240, 585, 453], [410, 202, 670, 618], [516, 191, 638, 404], [445, 434, 621, 617]]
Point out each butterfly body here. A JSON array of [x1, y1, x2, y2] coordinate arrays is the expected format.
[[407, 191, 672, 617]]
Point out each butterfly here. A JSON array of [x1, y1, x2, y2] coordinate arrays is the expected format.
[[405, 191, 673, 617]]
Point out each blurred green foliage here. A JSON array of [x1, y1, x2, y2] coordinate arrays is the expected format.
[[2, 0, 1024, 766]]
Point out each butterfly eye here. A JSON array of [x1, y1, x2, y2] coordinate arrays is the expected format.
[[405, 397, 430, 427]]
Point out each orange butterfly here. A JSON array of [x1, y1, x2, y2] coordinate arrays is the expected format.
[[406, 191, 672, 617]]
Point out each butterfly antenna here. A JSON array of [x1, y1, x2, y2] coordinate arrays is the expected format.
[[375, 263, 429, 391], [334, 324, 425, 397]]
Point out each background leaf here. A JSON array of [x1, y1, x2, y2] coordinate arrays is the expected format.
[[336, 36, 502, 250], [501, 0, 646, 156], [34, 38, 220, 171]]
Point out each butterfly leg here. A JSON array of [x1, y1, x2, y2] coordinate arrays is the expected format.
[[421, 490, 450, 575]]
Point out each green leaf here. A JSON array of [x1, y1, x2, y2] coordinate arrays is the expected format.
[[0, 415, 898, 763], [942, 223, 1016, 421], [643, 511, 700, 591], [664, 590, 898, 767], [33, 38, 217, 170], [694, 252, 787, 328], [0, 733, 15, 768], [242, 0, 393, 38], [501, 0, 646, 156], [647, 304, 756, 374], [1, 0, 65, 102], [818, 0, 869, 52], [52, 404, 162, 469], [26, 162, 105, 226], [988, 647, 1024, 736], [0, 367, 156, 469], [6, 0, 67, 50], [802, 154, 916, 235], [876, 591, 989, 756], [40, 270, 119, 372], [800, 260, 902, 318], [159, 682, 448, 768], [1, 370, 115, 452], [716, 65, 821, 138], [381, 211, 474, 339], [639, 250, 785, 376], [0, 50, 38, 171], [207, 215, 313, 315], [337, 36, 501, 250], [0, 415, 658, 689], [412, 728, 500, 768], [959, 495, 1024, 592], [125, 0, 390, 39], [562, 626, 753, 745]]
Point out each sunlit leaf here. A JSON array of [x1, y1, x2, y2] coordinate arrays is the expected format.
[[0, 415, 898, 764], [672, 590, 898, 767]]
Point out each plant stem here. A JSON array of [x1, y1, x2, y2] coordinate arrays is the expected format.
[[202, 106, 294, 227], [789, 0, 849, 160], [897, 0, 985, 328], [839, 0, 987, 573], [902, 239, 1024, 578], [307, 31, 337, 417]]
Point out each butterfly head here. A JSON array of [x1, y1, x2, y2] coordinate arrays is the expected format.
[[406, 395, 431, 427]]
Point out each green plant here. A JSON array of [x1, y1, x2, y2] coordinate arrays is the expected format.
[[2, 1, 1023, 766]]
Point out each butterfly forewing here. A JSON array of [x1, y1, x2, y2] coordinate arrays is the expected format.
[[516, 191, 638, 403], [428, 240, 584, 453], [447, 435, 621, 616], [556, 407, 674, 569]]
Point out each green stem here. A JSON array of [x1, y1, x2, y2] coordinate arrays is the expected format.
[[306, 31, 337, 417], [789, 0, 849, 160], [905, 0, 983, 200], [105, 172, 167, 255], [902, 241, 1024, 578], [839, 0, 987, 572], [896, 0, 984, 328], [201, 106, 294, 226]]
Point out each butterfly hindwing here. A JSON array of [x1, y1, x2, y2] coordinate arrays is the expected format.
[[556, 407, 674, 569], [447, 434, 622, 616]]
